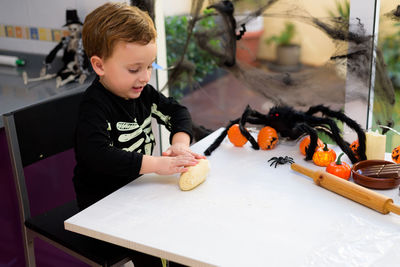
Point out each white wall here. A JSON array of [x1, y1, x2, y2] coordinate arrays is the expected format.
[[0, 0, 128, 54], [163, 0, 192, 16]]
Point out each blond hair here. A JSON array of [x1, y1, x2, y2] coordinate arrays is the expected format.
[[82, 2, 157, 59]]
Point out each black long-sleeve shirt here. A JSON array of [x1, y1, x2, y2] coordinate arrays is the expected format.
[[73, 77, 193, 209]]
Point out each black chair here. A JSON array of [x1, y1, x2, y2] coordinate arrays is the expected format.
[[3, 91, 132, 267]]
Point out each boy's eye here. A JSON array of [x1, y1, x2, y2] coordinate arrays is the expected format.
[[128, 69, 139, 73]]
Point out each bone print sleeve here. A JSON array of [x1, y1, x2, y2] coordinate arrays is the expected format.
[[146, 85, 193, 144]]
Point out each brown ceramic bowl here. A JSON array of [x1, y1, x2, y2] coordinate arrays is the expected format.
[[351, 160, 399, 189]]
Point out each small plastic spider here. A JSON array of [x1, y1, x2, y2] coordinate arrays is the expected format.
[[268, 156, 295, 168]]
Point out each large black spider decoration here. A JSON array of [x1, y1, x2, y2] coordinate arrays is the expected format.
[[268, 156, 295, 168], [204, 105, 366, 164]]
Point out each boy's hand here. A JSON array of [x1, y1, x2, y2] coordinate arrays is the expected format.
[[155, 155, 199, 175], [162, 143, 206, 159]]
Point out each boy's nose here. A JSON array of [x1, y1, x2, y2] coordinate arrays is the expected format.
[[139, 69, 151, 83]]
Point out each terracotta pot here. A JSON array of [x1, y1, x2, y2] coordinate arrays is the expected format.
[[276, 44, 300, 66], [236, 30, 264, 65]]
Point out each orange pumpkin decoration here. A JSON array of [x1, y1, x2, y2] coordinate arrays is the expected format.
[[350, 140, 360, 160], [312, 143, 337, 167], [326, 153, 351, 180], [392, 145, 400, 163], [227, 124, 248, 147], [257, 126, 279, 150], [299, 135, 324, 156]]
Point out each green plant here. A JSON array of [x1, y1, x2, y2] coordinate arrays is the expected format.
[[165, 10, 219, 100], [265, 22, 296, 46], [327, 0, 350, 20]]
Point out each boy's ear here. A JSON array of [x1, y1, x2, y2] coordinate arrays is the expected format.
[[90, 56, 105, 76]]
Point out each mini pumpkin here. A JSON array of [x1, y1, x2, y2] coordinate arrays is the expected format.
[[326, 152, 351, 180], [227, 124, 248, 147], [299, 135, 324, 156], [349, 140, 360, 160], [392, 145, 400, 163], [258, 126, 279, 150], [312, 143, 337, 167]]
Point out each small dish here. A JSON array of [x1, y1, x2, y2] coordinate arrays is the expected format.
[[351, 160, 399, 189]]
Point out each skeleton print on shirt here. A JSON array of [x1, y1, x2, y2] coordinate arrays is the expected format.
[[116, 116, 154, 155], [112, 103, 171, 155]]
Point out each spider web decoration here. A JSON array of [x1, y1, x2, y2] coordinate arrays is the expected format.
[[161, 0, 396, 134], [373, 4, 400, 131], [383, 4, 400, 21], [162, 0, 206, 94]]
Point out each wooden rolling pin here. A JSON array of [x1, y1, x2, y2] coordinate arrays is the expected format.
[[291, 163, 400, 215]]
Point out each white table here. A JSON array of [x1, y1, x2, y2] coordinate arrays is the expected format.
[[65, 129, 400, 267]]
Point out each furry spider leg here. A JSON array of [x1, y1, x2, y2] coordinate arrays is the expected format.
[[293, 123, 320, 160], [239, 107, 269, 126], [308, 125, 355, 152], [303, 115, 359, 163], [204, 118, 240, 156], [239, 105, 259, 150], [306, 105, 366, 161], [312, 125, 339, 142], [204, 105, 261, 156]]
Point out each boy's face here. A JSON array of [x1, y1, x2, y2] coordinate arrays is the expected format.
[[94, 41, 157, 99]]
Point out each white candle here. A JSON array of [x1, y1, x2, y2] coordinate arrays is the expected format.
[[365, 130, 386, 160]]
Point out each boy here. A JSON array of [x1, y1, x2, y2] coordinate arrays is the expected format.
[[74, 2, 204, 210], [73, 3, 203, 266]]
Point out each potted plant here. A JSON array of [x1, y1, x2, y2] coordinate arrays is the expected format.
[[235, 15, 264, 65], [234, 0, 265, 65], [265, 22, 300, 67]]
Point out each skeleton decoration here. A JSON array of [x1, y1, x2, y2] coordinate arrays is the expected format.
[[22, 10, 90, 88]]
